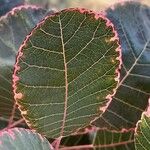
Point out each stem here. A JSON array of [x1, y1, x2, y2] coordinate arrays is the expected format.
[[8, 118, 25, 128], [52, 136, 62, 150], [59, 144, 93, 150]]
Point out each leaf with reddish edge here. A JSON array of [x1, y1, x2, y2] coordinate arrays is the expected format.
[[135, 98, 150, 150], [0, 5, 51, 128], [59, 127, 135, 150], [13, 8, 121, 138], [93, 1, 150, 130], [0, 128, 53, 150]]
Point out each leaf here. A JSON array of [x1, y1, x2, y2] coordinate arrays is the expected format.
[[135, 112, 150, 150], [25, 0, 49, 8], [93, 1, 150, 130], [59, 128, 135, 150], [0, 128, 53, 150], [0, 6, 49, 123], [13, 8, 120, 138], [0, 0, 24, 16]]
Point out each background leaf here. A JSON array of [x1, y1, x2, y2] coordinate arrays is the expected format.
[[93, 1, 150, 130], [13, 8, 120, 138], [0, 6, 50, 126], [25, 0, 49, 9], [0, 0, 24, 17], [60, 128, 135, 150], [0, 128, 53, 150]]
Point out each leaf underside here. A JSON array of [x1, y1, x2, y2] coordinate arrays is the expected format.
[[94, 1, 150, 130], [14, 8, 120, 138], [0, 6, 49, 123], [0, 128, 52, 150], [135, 114, 150, 150]]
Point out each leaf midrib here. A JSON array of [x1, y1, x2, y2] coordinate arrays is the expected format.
[[59, 15, 68, 137]]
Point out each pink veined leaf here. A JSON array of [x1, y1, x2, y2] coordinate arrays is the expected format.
[[0, 5, 50, 129], [13, 8, 121, 138]]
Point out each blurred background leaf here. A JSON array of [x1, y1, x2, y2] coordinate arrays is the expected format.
[[93, 1, 150, 130], [0, 0, 24, 16], [0, 6, 51, 128]]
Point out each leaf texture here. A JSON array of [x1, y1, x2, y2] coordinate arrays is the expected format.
[[13, 8, 120, 138], [60, 128, 135, 150], [94, 2, 150, 130], [135, 113, 150, 150], [0, 128, 53, 150], [0, 6, 49, 122]]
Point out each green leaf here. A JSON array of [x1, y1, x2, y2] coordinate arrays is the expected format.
[[94, 1, 150, 130], [135, 113, 150, 150], [0, 128, 53, 150], [60, 128, 135, 149], [13, 8, 120, 138], [0, 6, 49, 123]]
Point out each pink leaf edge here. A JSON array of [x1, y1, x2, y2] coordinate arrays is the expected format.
[[13, 8, 122, 137], [72, 125, 135, 136]]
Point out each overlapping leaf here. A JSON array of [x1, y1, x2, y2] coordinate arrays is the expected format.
[[0, 6, 49, 122], [60, 128, 135, 150], [13, 8, 120, 138], [94, 2, 150, 130], [0, 128, 53, 150], [135, 112, 150, 150]]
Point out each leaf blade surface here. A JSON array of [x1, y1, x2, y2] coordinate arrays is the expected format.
[[13, 8, 120, 138]]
